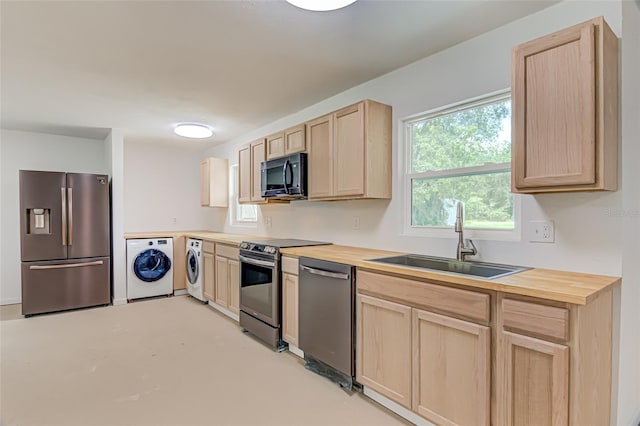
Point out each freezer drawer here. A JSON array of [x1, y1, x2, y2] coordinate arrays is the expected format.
[[21, 257, 111, 316]]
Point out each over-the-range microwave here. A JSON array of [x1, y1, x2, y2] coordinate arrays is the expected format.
[[261, 152, 308, 200]]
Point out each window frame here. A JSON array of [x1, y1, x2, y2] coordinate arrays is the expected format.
[[401, 89, 521, 241], [229, 164, 258, 228]]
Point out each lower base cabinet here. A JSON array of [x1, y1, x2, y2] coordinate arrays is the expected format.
[[282, 256, 300, 347], [213, 244, 240, 315], [413, 309, 490, 426], [500, 331, 569, 426], [203, 249, 215, 302], [356, 294, 413, 409]]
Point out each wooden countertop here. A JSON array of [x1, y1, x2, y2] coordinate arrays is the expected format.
[[123, 231, 268, 247], [279, 245, 620, 305]]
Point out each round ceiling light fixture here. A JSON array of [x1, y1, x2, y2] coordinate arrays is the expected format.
[[174, 123, 213, 139], [285, 0, 358, 12]]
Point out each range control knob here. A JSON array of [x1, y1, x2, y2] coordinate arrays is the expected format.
[[240, 242, 249, 249], [265, 246, 276, 254]]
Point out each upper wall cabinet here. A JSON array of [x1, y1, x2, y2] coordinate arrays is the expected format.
[[511, 16, 618, 194], [238, 138, 267, 204], [200, 157, 229, 207], [266, 125, 306, 160], [306, 100, 392, 201]]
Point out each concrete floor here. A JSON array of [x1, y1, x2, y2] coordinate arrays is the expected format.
[[0, 296, 410, 426]]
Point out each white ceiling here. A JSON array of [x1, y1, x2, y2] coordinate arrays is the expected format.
[[1, 0, 557, 148]]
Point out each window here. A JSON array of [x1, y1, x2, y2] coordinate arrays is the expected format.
[[230, 164, 257, 226], [405, 91, 516, 235]]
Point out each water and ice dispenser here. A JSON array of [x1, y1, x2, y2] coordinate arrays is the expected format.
[[27, 208, 50, 234]]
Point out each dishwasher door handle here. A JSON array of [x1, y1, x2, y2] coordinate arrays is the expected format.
[[300, 265, 349, 280]]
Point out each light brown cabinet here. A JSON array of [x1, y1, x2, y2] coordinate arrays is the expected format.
[[200, 157, 229, 207], [511, 16, 618, 193], [266, 125, 306, 160], [356, 293, 412, 409], [496, 291, 614, 426], [281, 256, 299, 347], [500, 331, 569, 425], [306, 100, 391, 200], [412, 309, 490, 426], [202, 248, 215, 302], [213, 243, 240, 316], [238, 139, 267, 204]]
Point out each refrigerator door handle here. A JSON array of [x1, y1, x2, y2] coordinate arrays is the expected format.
[[29, 260, 104, 270], [61, 187, 67, 246], [67, 187, 73, 246]]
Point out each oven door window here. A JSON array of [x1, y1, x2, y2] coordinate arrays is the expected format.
[[240, 261, 276, 325]]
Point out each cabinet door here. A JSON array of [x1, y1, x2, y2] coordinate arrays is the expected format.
[[200, 159, 210, 206], [203, 251, 215, 302], [512, 22, 596, 189], [266, 132, 285, 160], [284, 124, 305, 155], [334, 102, 365, 197], [215, 255, 228, 308], [250, 140, 266, 202], [357, 294, 412, 409], [306, 114, 333, 199], [282, 272, 299, 346], [238, 146, 251, 203], [228, 259, 239, 315], [499, 331, 569, 426], [412, 309, 490, 426]]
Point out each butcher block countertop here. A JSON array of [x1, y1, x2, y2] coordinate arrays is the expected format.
[[123, 231, 268, 247], [279, 244, 620, 305]]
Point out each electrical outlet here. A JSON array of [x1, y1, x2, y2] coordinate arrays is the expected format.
[[352, 216, 360, 230], [265, 216, 272, 228], [529, 220, 555, 243], [172, 217, 177, 224]]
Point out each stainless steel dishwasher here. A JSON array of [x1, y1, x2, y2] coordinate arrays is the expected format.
[[298, 256, 356, 389]]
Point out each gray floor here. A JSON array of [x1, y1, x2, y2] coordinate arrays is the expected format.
[[0, 296, 410, 426]]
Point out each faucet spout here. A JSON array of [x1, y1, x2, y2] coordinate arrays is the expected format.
[[454, 201, 477, 261]]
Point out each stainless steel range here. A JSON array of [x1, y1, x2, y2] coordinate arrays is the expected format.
[[239, 239, 330, 351]]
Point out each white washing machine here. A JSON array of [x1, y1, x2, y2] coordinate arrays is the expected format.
[[127, 238, 174, 300], [186, 238, 205, 302]]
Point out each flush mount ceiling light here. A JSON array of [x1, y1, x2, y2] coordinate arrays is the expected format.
[[285, 0, 358, 12], [174, 123, 213, 139]]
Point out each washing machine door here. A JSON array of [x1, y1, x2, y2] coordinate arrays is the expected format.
[[186, 249, 199, 284], [133, 249, 172, 282]]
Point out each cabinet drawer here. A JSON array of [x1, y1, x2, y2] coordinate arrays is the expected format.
[[502, 298, 569, 342], [357, 270, 490, 323], [281, 256, 298, 275], [203, 241, 215, 254], [215, 243, 239, 259]]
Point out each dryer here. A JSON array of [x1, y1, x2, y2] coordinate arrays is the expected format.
[[186, 238, 205, 302], [127, 238, 173, 300]]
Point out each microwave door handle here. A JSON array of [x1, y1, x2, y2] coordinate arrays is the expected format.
[[282, 159, 290, 194]]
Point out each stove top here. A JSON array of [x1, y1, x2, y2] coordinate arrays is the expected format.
[[240, 239, 331, 255], [246, 238, 331, 248]]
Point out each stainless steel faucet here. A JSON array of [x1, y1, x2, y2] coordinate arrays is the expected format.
[[455, 201, 477, 261]]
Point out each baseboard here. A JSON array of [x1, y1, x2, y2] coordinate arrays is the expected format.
[[207, 301, 239, 322], [173, 289, 188, 296], [1, 297, 21, 306], [363, 387, 435, 426], [112, 298, 128, 306], [288, 344, 304, 358]]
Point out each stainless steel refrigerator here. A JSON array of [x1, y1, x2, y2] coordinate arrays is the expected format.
[[19, 170, 111, 316]]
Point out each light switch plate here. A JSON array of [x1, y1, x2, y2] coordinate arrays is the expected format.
[[529, 220, 555, 243]]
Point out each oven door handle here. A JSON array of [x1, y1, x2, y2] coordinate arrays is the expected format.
[[239, 255, 276, 269], [300, 265, 349, 280]]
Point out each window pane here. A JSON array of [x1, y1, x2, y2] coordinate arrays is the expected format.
[[237, 204, 257, 222], [410, 99, 511, 173], [412, 172, 514, 229]]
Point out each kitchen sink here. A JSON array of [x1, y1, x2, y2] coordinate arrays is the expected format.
[[367, 254, 529, 279]]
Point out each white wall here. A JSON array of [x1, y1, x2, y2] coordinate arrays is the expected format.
[[0, 129, 108, 304], [617, 1, 640, 424], [205, 2, 639, 423], [123, 142, 217, 233], [207, 0, 623, 276]]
